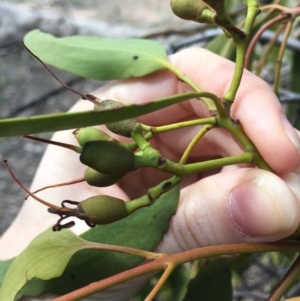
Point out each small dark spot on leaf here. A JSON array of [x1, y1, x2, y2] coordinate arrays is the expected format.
[[133, 55, 139, 60], [71, 274, 75, 279], [162, 182, 172, 190]]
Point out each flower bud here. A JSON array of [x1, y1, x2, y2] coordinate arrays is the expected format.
[[74, 127, 113, 147], [78, 195, 128, 225], [84, 167, 124, 187], [95, 100, 139, 137], [80, 140, 136, 175], [170, 0, 211, 22]]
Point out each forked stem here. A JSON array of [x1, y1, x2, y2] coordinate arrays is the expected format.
[[244, 14, 290, 70], [180, 124, 214, 164], [145, 263, 176, 301], [25, 178, 85, 200], [3, 160, 61, 210], [52, 242, 300, 301]]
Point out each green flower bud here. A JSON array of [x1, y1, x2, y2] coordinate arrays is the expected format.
[[74, 127, 113, 147], [80, 140, 136, 175], [84, 167, 124, 187], [95, 99, 139, 137], [78, 195, 128, 225], [170, 0, 211, 22]]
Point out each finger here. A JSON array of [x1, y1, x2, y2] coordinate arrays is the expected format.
[[95, 48, 300, 174], [156, 168, 299, 253], [169, 48, 300, 174]]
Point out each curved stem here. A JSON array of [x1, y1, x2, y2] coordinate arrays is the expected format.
[[224, 0, 260, 102], [184, 152, 253, 175], [244, 14, 289, 70], [260, 4, 290, 13], [3, 160, 61, 210], [151, 117, 216, 135], [159, 60, 217, 112], [255, 23, 285, 76], [216, 115, 272, 171], [180, 124, 214, 164], [268, 253, 300, 301], [25, 178, 85, 200], [244, 0, 261, 36], [274, 20, 293, 96], [223, 40, 248, 102]]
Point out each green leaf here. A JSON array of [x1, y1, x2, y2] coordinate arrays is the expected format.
[[1, 186, 180, 299], [0, 229, 98, 300], [24, 30, 169, 81], [0, 92, 202, 137], [0, 259, 14, 289], [183, 257, 232, 301]]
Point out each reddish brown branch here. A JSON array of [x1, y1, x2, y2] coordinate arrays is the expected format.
[[53, 242, 300, 301], [244, 14, 290, 70], [268, 253, 300, 301]]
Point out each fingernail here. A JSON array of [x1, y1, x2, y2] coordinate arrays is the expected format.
[[229, 175, 297, 240], [281, 114, 300, 151]]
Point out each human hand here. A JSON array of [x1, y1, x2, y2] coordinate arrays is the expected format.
[[1, 48, 300, 300]]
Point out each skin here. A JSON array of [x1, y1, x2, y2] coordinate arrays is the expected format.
[[1, 48, 300, 300]]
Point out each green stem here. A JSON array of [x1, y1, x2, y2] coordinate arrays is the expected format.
[[224, 0, 260, 102], [244, 0, 260, 36], [216, 115, 272, 171], [125, 196, 153, 215], [125, 177, 182, 214], [148, 176, 182, 201], [180, 124, 214, 164], [151, 117, 216, 135], [159, 60, 217, 112], [0, 92, 217, 137], [223, 40, 247, 102], [184, 152, 254, 176], [131, 130, 151, 151], [157, 158, 185, 176]]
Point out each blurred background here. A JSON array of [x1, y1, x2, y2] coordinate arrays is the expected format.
[[1, 1, 300, 300]]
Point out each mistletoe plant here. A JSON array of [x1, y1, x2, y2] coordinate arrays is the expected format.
[[0, 0, 300, 300]]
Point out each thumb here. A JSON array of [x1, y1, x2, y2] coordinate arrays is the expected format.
[[157, 168, 300, 253]]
